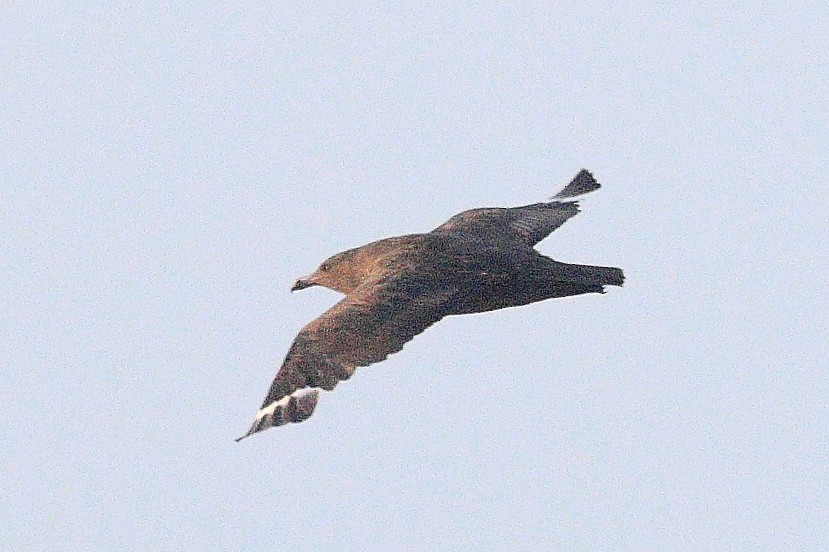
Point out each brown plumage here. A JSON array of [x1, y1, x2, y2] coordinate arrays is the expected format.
[[235, 169, 623, 441]]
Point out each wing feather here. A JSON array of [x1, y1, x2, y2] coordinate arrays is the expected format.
[[551, 169, 601, 199], [435, 170, 601, 246], [236, 271, 455, 440]]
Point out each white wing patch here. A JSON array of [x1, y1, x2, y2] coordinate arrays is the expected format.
[[255, 387, 320, 420], [235, 387, 321, 442]]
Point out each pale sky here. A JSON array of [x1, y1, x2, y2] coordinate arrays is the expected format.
[[3, 3, 828, 551]]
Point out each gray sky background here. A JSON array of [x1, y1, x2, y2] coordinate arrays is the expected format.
[[3, 2, 827, 551]]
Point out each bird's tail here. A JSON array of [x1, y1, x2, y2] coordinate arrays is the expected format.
[[556, 262, 625, 290]]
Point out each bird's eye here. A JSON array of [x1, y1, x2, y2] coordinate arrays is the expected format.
[[321, 263, 330, 271]]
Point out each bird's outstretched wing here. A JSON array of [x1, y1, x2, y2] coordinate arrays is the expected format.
[[236, 271, 456, 441], [550, 168, 601, 199], [435, 169, 602, 247]]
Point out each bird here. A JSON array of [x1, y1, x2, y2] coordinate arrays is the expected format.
[[235, 169, 623, 441]]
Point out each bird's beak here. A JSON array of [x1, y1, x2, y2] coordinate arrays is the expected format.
[[291, 277, 316, 292]]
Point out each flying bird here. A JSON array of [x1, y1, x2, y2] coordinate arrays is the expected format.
[[236, 169, 623, 441]]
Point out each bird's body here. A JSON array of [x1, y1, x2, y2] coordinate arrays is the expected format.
[[236, 169, 623, 441]]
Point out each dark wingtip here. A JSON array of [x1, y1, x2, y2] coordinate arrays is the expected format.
[[551, 169, 601, 199], [235, 389, 320, 442]]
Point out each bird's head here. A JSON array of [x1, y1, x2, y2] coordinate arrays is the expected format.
[[291, 248, 363, 294]]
